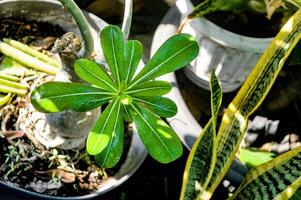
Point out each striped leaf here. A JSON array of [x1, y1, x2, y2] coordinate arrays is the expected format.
[[31, 82, 113, 113], [100, 25, 124, 86], [123, 40, 143, 83], [134, 96, 177, 118], [230, 146, 301, 200], [130, 102, 183, 163], [86, 98, 123, 157], [129, 33, 199, 87], [180, 72, 222, 200], [126, 80, 172, 97], [74, 58, 117, 92], [206, 7, 301, 196]]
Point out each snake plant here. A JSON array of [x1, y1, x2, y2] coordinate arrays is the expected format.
[[181, 6, 301, 200]]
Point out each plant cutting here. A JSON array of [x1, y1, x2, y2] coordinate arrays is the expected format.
[[0, 0, 150, 198], [31, 24, 199, 168], [180, 5, 301, 200]]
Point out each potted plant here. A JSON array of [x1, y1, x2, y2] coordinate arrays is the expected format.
[[0, 0, 200, 199], [175, 0, 301, 92], [0, 0, 146, 199], [179, 5, 301, 200]]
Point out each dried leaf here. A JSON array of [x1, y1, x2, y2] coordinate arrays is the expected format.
[[0, 130, 24, 140], [265, 0, 284, 19]]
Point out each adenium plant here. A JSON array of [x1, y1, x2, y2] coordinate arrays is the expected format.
[[30, 25, 199, 168]]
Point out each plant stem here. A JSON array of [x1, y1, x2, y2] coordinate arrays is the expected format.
[[122, 0, 133, 40], [178, 0, 219, 33], [0, 42, 60, 75], [188, 0, 218, 19], [3, 38, 61, 68], [58, 0, 94, 58]]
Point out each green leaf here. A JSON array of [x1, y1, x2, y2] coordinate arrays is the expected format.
[[130, 33, 199, 87], [230, 146, 301, 200], [130, 102, 183, 163], [206, 8, 301, 196], [86, 99, 124, 168], [123, 40, 143, 83], [122, 105, 132, 122], [180, 72, 222, 200], [126, 80, 172, 97], [291, 188, 301, 200], [31, 82, 113, 113], [238, 148, 276, 168], [74, 58, 117, 92], [134, 96, 177, 118], [100, 25, 124, 85]]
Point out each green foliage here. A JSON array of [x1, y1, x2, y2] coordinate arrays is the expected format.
[[238, 148, 276, 168], [180, 72, 222, 200], [230, 146, 301, 200], [181, 6, 301, 200], [31, 25, 199, 168], [187, 0, 300, 20]]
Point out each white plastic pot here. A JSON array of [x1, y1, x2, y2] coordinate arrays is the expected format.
[[176, 0, 273, 92], [0, 1, 147, 199]]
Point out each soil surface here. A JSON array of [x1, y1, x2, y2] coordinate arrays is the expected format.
[[190, 0, 289, 37]]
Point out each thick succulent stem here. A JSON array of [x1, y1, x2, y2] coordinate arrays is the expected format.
[[122, 0, 133, 40], [58, 0, 94, 58]]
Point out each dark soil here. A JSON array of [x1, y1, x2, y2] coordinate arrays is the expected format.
[[190, 0, 288, 38], [0, 18, 65, 41]]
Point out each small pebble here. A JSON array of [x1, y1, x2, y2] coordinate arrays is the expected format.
[[290, 133, 299, 143]]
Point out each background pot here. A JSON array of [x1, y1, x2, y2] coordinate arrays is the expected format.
[[0, 0, 147, 199], [176, 0, 273, 92], [152, 5, 248, 188]]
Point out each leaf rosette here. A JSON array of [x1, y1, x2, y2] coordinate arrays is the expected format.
[[31, 25, 199, 168]]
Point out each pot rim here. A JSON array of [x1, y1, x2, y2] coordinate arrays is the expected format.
[[176, 0, 274, 53], [0, 0, 147, 199]]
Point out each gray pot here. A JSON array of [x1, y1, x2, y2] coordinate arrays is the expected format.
[[0, 0, 147, 199]]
